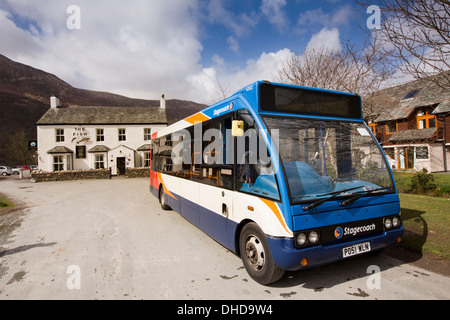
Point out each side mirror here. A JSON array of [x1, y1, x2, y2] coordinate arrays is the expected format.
[[232, 120, 244, 137]]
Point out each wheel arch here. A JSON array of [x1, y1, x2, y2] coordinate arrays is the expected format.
[[234, 219, 256, 256]]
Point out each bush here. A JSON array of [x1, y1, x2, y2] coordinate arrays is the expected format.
[[409, 169, 437, 194]]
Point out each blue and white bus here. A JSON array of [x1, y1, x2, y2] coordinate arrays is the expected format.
[[150, 81, 404, 285]]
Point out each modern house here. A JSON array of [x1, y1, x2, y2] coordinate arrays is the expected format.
[[367, 72, 450, 173], [36, 96, 167, 175]]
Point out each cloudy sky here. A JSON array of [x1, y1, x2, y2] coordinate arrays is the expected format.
[[0, 0, 372, 104]]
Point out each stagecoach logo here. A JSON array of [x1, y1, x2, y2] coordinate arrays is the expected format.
[[334, 227, 343, 239], [213, 101, 234, 117], [334, 223, 377, 239]]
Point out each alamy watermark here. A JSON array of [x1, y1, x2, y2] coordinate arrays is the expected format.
[[66, 265, 81, 290], [366, 5, 381, 30], [166, 123, 279, 171], [366, 265, 381, 290], [66, 5, 81, 30]]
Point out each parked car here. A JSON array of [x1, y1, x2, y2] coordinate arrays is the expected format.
[[11, 167, 22, 175], [15, 165, 30, 170], [0, 166, 13, 176], [28, 165, 38, 171]]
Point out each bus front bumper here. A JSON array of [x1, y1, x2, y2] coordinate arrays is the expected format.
[[267, 227, 404, 271]]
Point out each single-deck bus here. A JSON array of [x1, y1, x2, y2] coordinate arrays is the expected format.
[[150, 81, 404, 285]]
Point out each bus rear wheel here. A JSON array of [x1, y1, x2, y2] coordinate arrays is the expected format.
[[159, 187, 171, 211], [239, 222, 284, 285]]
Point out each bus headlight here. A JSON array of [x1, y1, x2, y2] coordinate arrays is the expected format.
[[393, 216, 400, 228], [309, 231, 319, 244], [296, 233, 307, 246], [294, 229, 321, 249], [384, 218, 392, 229]]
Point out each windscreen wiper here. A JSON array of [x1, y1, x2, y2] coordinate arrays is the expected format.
[[302, 186, 365, 211], [339, 187, 392, 207]]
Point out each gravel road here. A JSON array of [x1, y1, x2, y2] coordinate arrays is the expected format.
[[0, 177, 449, 300]]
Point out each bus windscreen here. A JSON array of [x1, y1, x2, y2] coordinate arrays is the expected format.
[[259, 83, 362, 119]]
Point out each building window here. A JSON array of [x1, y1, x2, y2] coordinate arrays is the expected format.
[[384, 148, 395, 160], [417, 108, 436, 129], [56, 129, 65, 142], [416, 146, 429, 160], [429, 118, 436, 128], [144, 152, 151, 167], [118, 128, 126, 141], [387, 122, 397, 133], [144, 128, 151, 141], [53, 155, 64, 171], [96, 129, 104, 142], [402, 89, 419, 100], [94, 154, 105, 169]]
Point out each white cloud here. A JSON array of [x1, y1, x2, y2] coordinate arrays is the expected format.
[[206, 0, 258, 38], [296, 5, 354, 33], [188, 48, 292, 103], [227, 36, 240, 53], [306, 27, 342, 52], [0, 0, 204, 101], [260, 0, 288, 33], [0, 1, 349, 106]]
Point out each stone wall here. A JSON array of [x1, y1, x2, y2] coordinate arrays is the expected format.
[[125, 167, 150, 178], [31, 168, 111, 182]]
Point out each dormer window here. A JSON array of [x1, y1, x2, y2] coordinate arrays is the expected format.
[[387, 122, 397, 133], [417, 108, 436, 129]]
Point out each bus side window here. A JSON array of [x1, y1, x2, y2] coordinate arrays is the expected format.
[[235, 111, 280, 201], [201, 116, 233, 190]]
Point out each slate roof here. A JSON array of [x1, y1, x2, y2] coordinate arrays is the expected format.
[[47, 146, 73, 154], [37, 106, 167, 125], [388, 127, 438, 143], [432, 99, 450, 115], [370, 71, 450, 122], [88, 145, 111, 153], [137, 144, 151, 151]]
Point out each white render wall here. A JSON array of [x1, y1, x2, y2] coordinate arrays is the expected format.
[[384, 143, 449, 173], [37, 124, 165, 175]]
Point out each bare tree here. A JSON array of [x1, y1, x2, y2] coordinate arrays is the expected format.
[[209, 79, 233, 105], [6, 129, 37, 165], [357, 0, 450, 88], [278, 38, 396, 119]]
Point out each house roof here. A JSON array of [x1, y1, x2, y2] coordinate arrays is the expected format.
[[37, 106, 167, 125], [47, 146, 73, 154], [88, 145, 111, 153], [369, 71, 450, 122], [432, 99, 450, 115], [137, 144, 151, 151], [388, 127, 438, 143]]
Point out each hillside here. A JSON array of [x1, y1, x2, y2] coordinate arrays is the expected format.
[[0, 54, 206, 165]]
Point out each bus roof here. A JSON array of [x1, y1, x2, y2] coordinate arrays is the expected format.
[[153, 81, 362, 139]]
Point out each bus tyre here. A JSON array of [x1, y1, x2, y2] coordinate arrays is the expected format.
[[159, 187, 171, 211], [239, 222, 284, 285]]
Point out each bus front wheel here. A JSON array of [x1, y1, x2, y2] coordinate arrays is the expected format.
[[239, 222, 284, 285]]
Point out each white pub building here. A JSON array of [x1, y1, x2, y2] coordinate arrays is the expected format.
[[37, 96, 167, 175]]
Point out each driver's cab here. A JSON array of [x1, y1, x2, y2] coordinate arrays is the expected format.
[[233, 110, 281, 201]]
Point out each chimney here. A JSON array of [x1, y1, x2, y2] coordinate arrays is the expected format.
[[50, 96, 60, 109], [160, 94, 166, 110]]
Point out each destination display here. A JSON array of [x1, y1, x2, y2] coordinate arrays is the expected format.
[[259, 83, 362, 120]]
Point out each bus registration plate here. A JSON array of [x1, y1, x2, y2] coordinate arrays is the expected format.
[[343, 242, 371, 258]]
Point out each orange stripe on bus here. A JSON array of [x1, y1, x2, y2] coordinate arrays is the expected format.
[[185, 112, 210, 125], [157, 173, 177, 200], [259, 198, 292, 236]]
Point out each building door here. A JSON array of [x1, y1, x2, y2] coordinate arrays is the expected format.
[[398, 147, 414, 170], [117, 157, 126, 175]]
